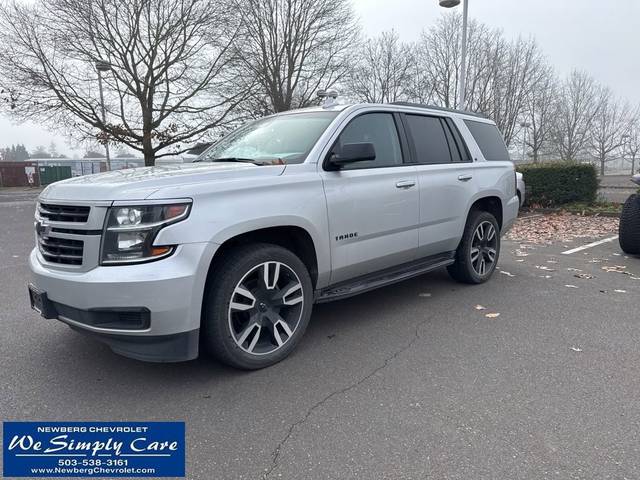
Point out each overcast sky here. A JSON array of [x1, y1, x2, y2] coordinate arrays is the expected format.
[[1, 0, 639, 157]]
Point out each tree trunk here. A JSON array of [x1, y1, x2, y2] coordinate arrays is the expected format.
[[142, 115, 154, 167], [600, 156, 605, 176], [632, 156, 637, 176]]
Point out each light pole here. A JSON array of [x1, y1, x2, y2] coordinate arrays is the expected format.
[[520, 122, 531, 163], [95, 60, 112, 171], [439, 0, 469, 110]]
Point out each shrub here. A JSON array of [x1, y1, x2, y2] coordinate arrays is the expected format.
[[517, 162, 598, 207]]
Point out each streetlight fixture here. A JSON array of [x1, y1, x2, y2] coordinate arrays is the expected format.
[[520, 122, 531, 163], [439, 0, 469, 110], [95, 59, 112, 171]]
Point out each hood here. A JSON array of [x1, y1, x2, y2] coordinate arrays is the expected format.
[[40, 162, 286, 201]]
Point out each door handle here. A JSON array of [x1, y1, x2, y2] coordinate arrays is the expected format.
[[458, 174, 473, 182], [396, 180, 416, 189]]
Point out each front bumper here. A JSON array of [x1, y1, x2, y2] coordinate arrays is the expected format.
[[29, 242, 218, 362]]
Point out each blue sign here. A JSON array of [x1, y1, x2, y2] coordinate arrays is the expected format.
[[3, 422, 185, 477]]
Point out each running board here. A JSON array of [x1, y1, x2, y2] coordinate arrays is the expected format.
[[315, 253, 455, 303]]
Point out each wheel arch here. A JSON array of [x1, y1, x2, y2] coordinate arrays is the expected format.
[[468, 195, 503, 230]]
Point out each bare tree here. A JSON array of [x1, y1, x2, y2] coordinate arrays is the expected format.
[[346, 31, 414, 104], [415, 15, 546, 146], [523, 64, 559, 162], [588, 87, 632, 176], [622, 109, 640, 175], [487, 37, 546, 146], [235, 0, 358, 114], [0, 0, 248, 166], [552, 70, 601, 161]]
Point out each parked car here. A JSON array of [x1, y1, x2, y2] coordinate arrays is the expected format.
[[516, 172, 525, 207], [28, 101, 519, 369], [619, 174, 640, 254]]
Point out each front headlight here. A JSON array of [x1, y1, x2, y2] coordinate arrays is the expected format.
[[100, 202, 191, 265]]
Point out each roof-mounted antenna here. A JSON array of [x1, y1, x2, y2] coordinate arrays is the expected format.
[[317, 89, 339, 108]]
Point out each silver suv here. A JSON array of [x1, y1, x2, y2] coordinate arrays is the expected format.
[[28, 102, 519, 369]]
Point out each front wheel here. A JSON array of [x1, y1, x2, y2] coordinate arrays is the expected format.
[[619, 194, 640, 255], [203, 243, 313, 370], [447, 210, 501, 284]]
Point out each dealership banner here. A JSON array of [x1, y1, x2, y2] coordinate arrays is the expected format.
[[3, 422, 185, 477]]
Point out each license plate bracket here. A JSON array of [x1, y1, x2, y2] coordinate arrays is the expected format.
[[28, 284, 57, 319]]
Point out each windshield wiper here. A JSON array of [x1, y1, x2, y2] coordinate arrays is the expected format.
[[211, 157, 261, 164], [209, 157, 285, 166]]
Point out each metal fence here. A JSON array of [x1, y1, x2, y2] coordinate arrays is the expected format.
[[0, 158, 146, 187]]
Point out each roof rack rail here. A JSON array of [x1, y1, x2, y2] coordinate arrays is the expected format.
[[390, 102, 487, 119]]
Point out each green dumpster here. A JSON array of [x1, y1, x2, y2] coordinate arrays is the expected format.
[[38, 166, 72, 186]]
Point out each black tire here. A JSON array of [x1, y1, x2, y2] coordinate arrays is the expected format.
[[202, 243, 313, 370], [447, 210, 501, 284], [619, 194, 640, 255]]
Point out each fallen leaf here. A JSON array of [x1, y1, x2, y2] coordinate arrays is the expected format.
[[516, 259, 525, 263], [419, 293, 432, 298], [570, 347, 583, 352], [602, 265, 632, 275], [475, 304, 487, 310], [539, 275, 552, 279], [614, 289, 627, 293], [567, 268, 583, 272], [485, 313, 500, 318], [574, 273, 594, 279], [536, 265, 555, 271], [547, 260, 558, 264], [500, 271, 516, 277], [506, 213, 618, 244], [565, 284, 579, 288], [613, 253, 621, 256]]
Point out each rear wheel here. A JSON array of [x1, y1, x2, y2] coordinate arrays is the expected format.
[[447, 210, 501, 284], [619, 194, 640, 255], [203, 243, 313, 370]]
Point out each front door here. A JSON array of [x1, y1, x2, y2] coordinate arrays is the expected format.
[[320, 112, 420, 284]]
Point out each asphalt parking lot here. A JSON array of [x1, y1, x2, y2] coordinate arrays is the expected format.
[[2, 193, 640, 479]]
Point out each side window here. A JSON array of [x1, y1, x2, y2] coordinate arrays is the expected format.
[[444, 118, 472, 162], [333, 113, 403, 169], [405, 115, 452, 164], [464, 120, 511, 161]]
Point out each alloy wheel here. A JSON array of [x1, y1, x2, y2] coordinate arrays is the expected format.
[[470, 220, 498, 276], [228, 261, 304, 355]]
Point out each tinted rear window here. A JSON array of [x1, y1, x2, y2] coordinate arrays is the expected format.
[[464, 120, 510, 161], [405, 115, 451, 164]]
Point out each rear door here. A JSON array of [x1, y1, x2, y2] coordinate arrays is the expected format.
[[320, 112, 419, 284], [401, 114, 478, 258]]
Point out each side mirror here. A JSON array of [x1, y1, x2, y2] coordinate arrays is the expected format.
[[329, 142, 376, 169]]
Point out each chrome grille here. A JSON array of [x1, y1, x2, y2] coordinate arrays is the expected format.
[[38, 235, 84, 265], [38, 203, 90, 223]]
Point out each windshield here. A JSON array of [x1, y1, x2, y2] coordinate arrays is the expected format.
[[196, 111, 339, 165]]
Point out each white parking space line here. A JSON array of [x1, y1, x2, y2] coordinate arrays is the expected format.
[[561, 235, 619, 255]]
